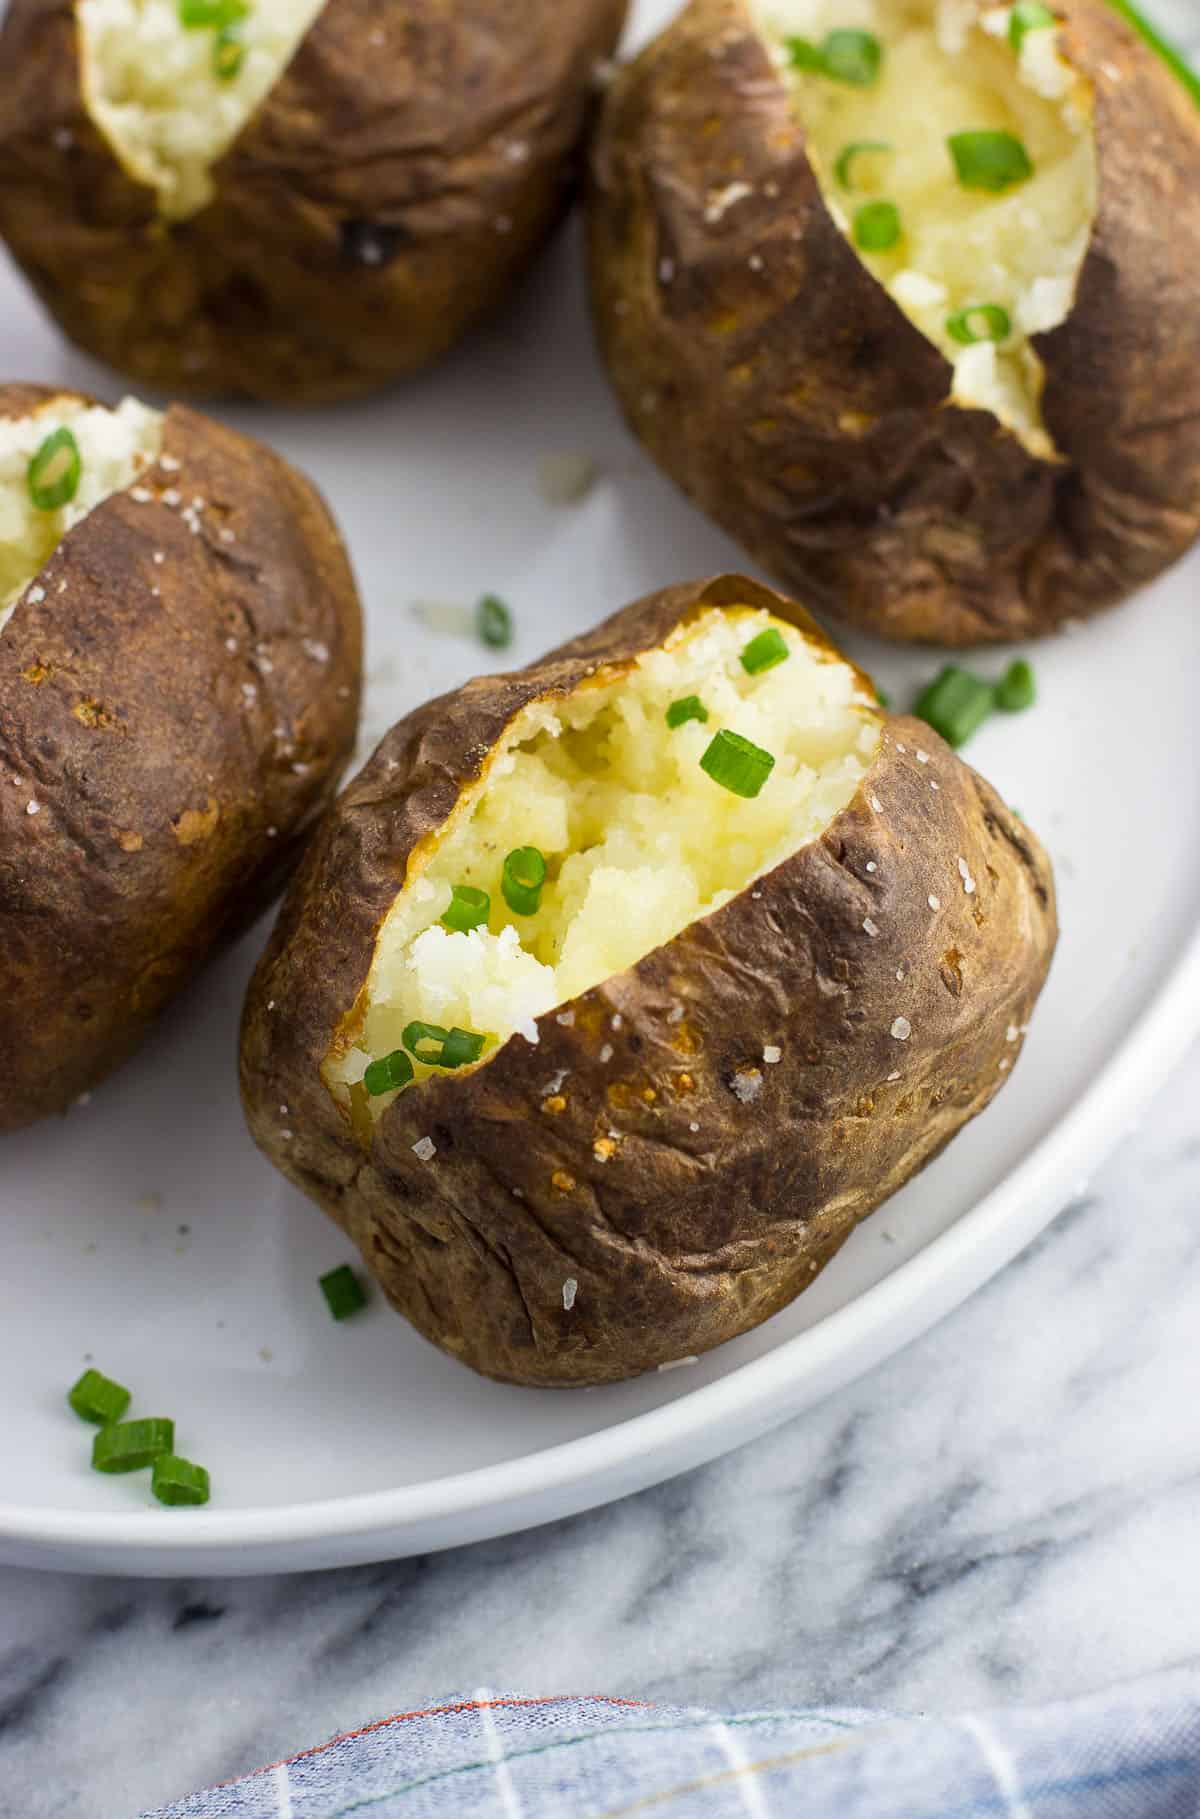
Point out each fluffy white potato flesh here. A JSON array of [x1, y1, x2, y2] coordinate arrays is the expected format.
[[0, 395, 163, 633], [758, 0, 1097, 454], [77, 0, 327, 220], [329, 607, 882, 1117]]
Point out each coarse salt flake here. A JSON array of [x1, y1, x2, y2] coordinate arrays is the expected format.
[[891, 1017, 912, 1041], [412, 1137, 437, 1161], [25, 800, 39, 816], [26, 585, 45, 604], [599, 1043, 614, 1064], [562, 1278, 578, 1311], [704, 180, 753, 223], [1006, 1024, 1020, 1043], [556, 1009, 575, 1027], [958, 856, 977, 895], [866, 861, 877, 873], [763, 1045, 782, 1065], [870, 795, 883, 813], [887, 1070, 901, 1082], [863, 917, 880, 938], [730, 1068, 763, 1104], [928, 895, 941, 911]]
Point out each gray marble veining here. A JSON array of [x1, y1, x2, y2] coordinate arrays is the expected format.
[[2, 1043, 1198, 1818]]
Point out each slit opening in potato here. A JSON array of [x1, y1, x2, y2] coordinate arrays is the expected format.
[[0, 395, 163, 633], [326, 605, 883, 1120], [77, 0, 327, 221], [758, 0, 1098, 455]]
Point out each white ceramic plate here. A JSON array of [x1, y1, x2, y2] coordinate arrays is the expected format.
[[2, 0, 1199, 1577]]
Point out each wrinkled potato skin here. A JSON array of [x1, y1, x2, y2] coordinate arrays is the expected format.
[[587, 0, 1200, 644], [0, 385, 362, 1130], [241, 576, 1056, 1388], [0, 0, 627, 405]]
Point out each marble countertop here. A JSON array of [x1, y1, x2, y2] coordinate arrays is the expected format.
[[1, 1040, 1197, 1817]]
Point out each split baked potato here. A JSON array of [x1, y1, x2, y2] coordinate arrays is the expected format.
[[588, 0, 1200, 644], [0, 383, 362, 1131], [0, 0, 628, 405], [241, 575, 1056, 1387]]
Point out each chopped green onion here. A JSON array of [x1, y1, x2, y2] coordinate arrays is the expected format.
[[92, 1418, 174, 1475], [68, 1369, 131, 1427], [476, 594, 514, 650], [319, 1264, 367, 1321], [785, 34, 825, 70], [1009, 1, 1057, 49], [27, 428, 82, 512], [996, 657, 1036, 712], [402, 1021, 453, 1064], [212, 24, 245, 80], [948, 130, 1034, 192], [740, 627, 790, 676], [1104, 0, 1200, 109], [666, 695, 709, 729], [700, 729, 776, 799], [179, 0, 247, 26], [363, 1049, 414, 1095], [834, 139, 892, 190], [875, 686, 892, 710], [854, 201, 902, 252], [502, 845, 547, 916], [821, 28, 883, 85], [913, 666, 996, 747], [151, 1455, 211, 1507], [439, 1027, 487, 1069], [946, 303, 1012, 346], [441, 884, 490, 934]]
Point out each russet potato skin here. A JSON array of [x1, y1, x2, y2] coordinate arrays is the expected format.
[[587, 0, 1200, 644], [0, 0, 628, 406], [0, 386, 362, 1131], [240, 576, 1057, 1388]]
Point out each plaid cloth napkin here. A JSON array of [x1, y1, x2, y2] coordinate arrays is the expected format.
[[145, 1671, 1200, 1817]]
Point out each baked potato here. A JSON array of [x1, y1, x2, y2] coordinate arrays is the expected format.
[[588, 0, 1200, 644], [0, 382, 362, 1131], [0, 0, 628, 406], [241, 574, 1056, 1388]]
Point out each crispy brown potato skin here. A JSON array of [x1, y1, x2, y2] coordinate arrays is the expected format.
[[241, 575, 1056, 1387], [587, 0, 1200, 644], [0, 385, 362, 1131], [0, 0, 628, 406]]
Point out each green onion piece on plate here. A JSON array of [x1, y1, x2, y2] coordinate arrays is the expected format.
[[1009, 1, 1057, 49], [821, 28, 883, 85], [439, 1027, 487, 1069], [212, 25, 245, 80], [666, 695, 709, 729], [913, 666, 996, 747], [1102, 0, 1200, 109], [502, 845, 547, 915], [700, 729, 776, 799], [948, 130, 1034, 192], [740, 627, 790, 676], [179, 0, 248, 27], [92, 1418, 174, 1475], [441, 884, 490, 934], [27, 428, 82, 512], [946, 303, 1012, 346], [476, 594, 514, 650], [996, 658, 1037, 713], [151, 1454, 211, 1507], [402, 1021, 452, 1064], [834, 139, 892, 190], [68, 1369, 131, 1426], [785, 34, 825, 70], [854, 200, 902, 252], [363, 1048, 414, 1095], [319, 1264, 368, 1321]]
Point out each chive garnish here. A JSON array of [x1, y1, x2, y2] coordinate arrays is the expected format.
[[666, 695, 709, 729], [402, 1021, 453, 1065], [1104, 0, 1200, 109], [1009, 1, 1056, 49], [740, 627, 790, 675], [948, 131, 1033, 192], [441, 884, 490, 934], [502, 846, 547, 916], [92, 1418, 174, 1475], [700, 730, 775, 799], [151, 1455, 211, 1507], [854, 200, 902, 252], [439, 1028, 487, 1069], [946, 303, 1012, 346], [785, 35, 825, 70], [477, 594, 514, 650], [913, 666, 997, 747], [68, 1369, 131, 1426], [821, 28, 883, 85], [996, 658, 1036, 712], [179, 0, 247, 27], [834, 139, 892, 190], [27, 428, 82, 511], [319, 1265, 367, 1321], [363, 1049, 414, 1095], [212, 25, 245, 79]]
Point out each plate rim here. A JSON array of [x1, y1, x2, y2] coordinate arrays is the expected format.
[[4, 917, 1197, 1568]]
